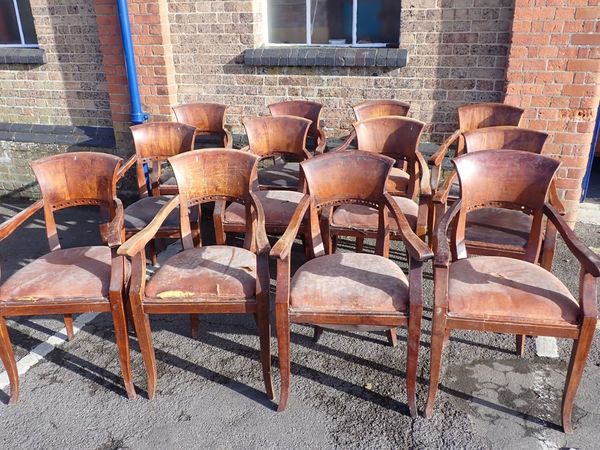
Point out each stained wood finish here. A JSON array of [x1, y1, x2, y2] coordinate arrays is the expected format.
[[268, 100, 326, 154], [426, 150, 600, 433], [336, 99, 411, 151], [118, 149, 274, 400], [271, 151, 432, 416], [0, 152, 135, 403], [172, 102, 233, 148]]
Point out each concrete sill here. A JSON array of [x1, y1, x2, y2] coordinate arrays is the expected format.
[[0, 47, 47, 65]]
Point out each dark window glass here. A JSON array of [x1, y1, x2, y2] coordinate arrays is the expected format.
[[0, 1, 21, 44], [17, 0, 38, 44], [268, 0, 307, 44], [356, 0, 400, 44], [310, 0, 352, 45]]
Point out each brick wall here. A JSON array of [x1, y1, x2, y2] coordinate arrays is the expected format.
[[0, 0, 112, 128], [505, 0, 600, 223], [169, 0, 514, 142]]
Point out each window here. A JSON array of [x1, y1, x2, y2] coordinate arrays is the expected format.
[[267, 0, 400, 47], [0, 0, 38, 47]]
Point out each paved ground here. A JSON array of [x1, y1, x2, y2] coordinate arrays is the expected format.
[[0, 200, 599, 449]]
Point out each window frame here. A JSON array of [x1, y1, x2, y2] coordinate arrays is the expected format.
[[0, 0, 39, 48], [265, 0, 397, 48]]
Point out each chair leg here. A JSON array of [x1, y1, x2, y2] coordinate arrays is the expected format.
[[561, 325, 595, 433], [131, 303, 157, 399], [275, 302, 291, 412], [63, 314, 74, 341], [110, 299, 136, 399], [516, 335, 526, 356], [442, 329, 451, 350], [257, 302, 274, 400], [0, 317, 19, 404], [386, 328, 398, 347], [425, 310, 447, 418], [356, 237, 364, 253], [331, 235, 338, 253], [406, 305, 423, 418], [313, 326, 324, 343], [124, 296, 135, 334], [190, 314, 200, 339]]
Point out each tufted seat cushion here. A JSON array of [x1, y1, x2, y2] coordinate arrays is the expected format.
[[0, 246, 114, 301], [448, 256, 579, 325], [331, 196, 418, 231], [224, 190, 306, 227], [258, 161, 300, 189], [386, 167, 410, 195], [145, 246, 256, 301], [124, 195, 198, 232], [290, 253, 409, 313], [465, 208, 532, 248]]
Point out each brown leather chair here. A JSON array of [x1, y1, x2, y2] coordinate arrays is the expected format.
[[0, 152, 135, 403], [425, 150, 600, 433], [117, 149, 273, 400], [117, 122, 199, 266], [271, 151, 433, 416], [268, 100, 326, 154], [215, 116, 312, 252], [337, 99, 410, 151], [172, 102, 233, 148]]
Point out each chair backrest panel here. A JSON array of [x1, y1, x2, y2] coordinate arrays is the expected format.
[[243, 116, 311, 160], [353, 99, 410, 121], [131, 122, 196, 161], [457, 103, 524, 134], [268, 100, 323, 141], [353, 116, 424, 162], [172, 102, 227, 134], [464, 126, 548, 154]]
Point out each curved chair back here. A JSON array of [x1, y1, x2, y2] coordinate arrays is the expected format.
[[353, 99, 410, 121], [268, 100, 323, 145], [243, 116, 312, 161], [172, 102, 231, 147], [458, 103, 524, 134], [464, 126, 548, 154]]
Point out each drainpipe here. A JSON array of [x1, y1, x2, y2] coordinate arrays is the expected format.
[[581, 102, 600, 201], [116, 0, 148, 125]]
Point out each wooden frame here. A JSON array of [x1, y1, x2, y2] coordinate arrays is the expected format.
[[268, 100, 326, 154], [172, 102, 233, 148], [425, 150, 600, 433], [0, 152, 135, 403]]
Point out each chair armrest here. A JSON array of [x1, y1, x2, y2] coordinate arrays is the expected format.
[[240, 145, 250, 152], [544, 203, 600, 277], [384, 193, 433, 262], [428, 129, 460, 167], [315, 129, 327, 154], [331, 131, 356, 152], [105, 198, 125, 248], [432, 171, 458, 204], [548, 181, 565, 215], [223, 129, 234, 148], [116, 154, 137, 180], [435, 199, 462, 268], [270, 194, 311, 261], [0, 199, 44, 241], [118, 195, 180, 257], [249, 192, 270, 255], [415, 151, 432, 198]]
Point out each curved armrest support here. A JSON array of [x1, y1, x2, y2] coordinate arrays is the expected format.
[[332, 131, 356, 152], [116, 154, 137, 181], [315, 129, 327, 154], [249, 192, 270, 255], [384, 193, 433, 262], [415, 151, 432, 198], [270, 194, 311, 261], [432, 171, 458, 204], [106, 198, 125, 247], [544, 203, 600, 277], [548, 181, 565, 215], [428, 129, 460, 167], [0, 199, 44, 241], [240, 145, 250, 152], [118, 195, 180, 257], [435, 199, 462, 268], [223, 128, 234, 148]]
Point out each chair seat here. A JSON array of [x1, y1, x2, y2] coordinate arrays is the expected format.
[[386, 167, 410, 195], [331, 196, 418, 231], [466, 208, 532, 248], [290, 253, 409, 314], [0, 246, 113, 302], [448, 256, 579, 325], [224, 190, 305, 228], [124, 195, 198, 232], [258, 161, 300, 189], [145, 246, 257, 301]]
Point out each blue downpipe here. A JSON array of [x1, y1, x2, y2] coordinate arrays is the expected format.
[[116, 0, 151, 192], [581, 103, 600, 201]]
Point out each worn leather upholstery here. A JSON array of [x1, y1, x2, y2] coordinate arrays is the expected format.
[[124, 195, 198, 231], [386, 167, 410, 194], [224, 190, 305, 227], [466, 208, 532, 247], [0, 246, 113, 301], [145, 246, 256, 300], [290, 253, 409, 313], [448, 256, 578, 325], [331, 196, 418, 230]]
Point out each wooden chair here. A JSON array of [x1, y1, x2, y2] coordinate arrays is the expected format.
[[117, 122, 199, 266], [268, 100, 326, 154], [0, 152, 135, 403], [271, 151, 433, 415], [427, 103, 524, 241], [117, 148, 273, 400], [337, 99, 410, 151], [214, 116, 312, 250], [172, 102, 233, 148], [425, 150, 600, 433]]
